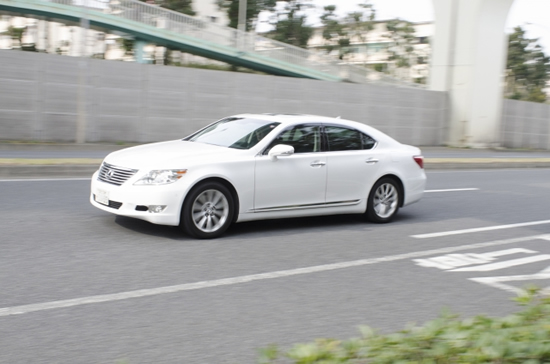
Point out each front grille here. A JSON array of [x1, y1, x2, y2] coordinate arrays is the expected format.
[[98, 162, 138, 186]]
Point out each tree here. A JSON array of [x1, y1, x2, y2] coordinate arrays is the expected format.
[[5, 26, 25, 48], [319, 5, 349, 59], [139, 0, 195, 16], [342, 0, 376, 46], [269, 0, 314, 48], [217, 0, 276, 32], [383, 19, 418, 80], [317, 1, 376, 61], [506, 26, 550, 103]]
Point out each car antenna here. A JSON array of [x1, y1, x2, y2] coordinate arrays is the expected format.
[[336, 116, 341, 119]]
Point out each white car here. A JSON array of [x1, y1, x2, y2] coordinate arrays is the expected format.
[[90, 114, 426, 238]]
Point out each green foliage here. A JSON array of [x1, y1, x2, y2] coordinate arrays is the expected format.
[[260, 287, 550, 363], [6, 26, 25, 43], [116, 38, 135, 58], [268, 0, 314, 48], [218, 0, 276, 31], [384, 19, 417, 69], [139, 0, 195, 16], [506, 26, 550, 103], [318, 1, 376, 60], [342, 0, 376, 46], [320, 5, 346, 55]]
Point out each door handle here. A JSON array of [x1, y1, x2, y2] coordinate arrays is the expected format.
[[310, 161, 326, 167], [365, 158, 379, 164]]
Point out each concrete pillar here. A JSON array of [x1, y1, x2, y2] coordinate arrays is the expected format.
[[429, 0, 514, 147]]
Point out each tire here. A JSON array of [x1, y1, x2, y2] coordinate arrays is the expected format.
[[181, 181, 235, 239], [366, 177, 400, 223]]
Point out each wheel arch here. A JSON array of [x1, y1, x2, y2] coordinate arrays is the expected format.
[[375, 174, 405, 207], [185, 177, 241, 223]]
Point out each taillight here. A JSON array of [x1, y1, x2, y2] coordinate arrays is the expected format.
[[413, 155, 424, 169]]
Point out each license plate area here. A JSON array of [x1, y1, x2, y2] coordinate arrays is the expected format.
[[95, 189, 110, 206]]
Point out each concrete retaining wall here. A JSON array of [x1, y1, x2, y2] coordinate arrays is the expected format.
[[2, 49, 447, 145], [502, 99, 550, 150]]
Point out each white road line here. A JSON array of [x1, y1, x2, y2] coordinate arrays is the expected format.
[[0, 178, 91, 182], [425, 188, 479, 193], [450, 255, 550, 272], [412, 220, 550, 239], [1, 234, 548, 318]]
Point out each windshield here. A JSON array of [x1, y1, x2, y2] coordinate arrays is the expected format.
[[184, 118, 280, 149]]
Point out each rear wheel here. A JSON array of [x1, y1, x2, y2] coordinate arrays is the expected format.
[[181, 182, 234, 239], [366, 178, 400, 223]]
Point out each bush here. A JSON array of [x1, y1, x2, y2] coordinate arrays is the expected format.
[[259, 287, 550, 364]]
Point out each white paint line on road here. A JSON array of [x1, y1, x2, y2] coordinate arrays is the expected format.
[[412, 220, 550, 239], [425, 188, 479, 193], [450, 255, 550, 272], [1, 234, 548, 318], [0, 178, 91, 182]]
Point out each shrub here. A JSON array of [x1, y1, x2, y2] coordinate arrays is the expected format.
[[259, 287, 550, 364]]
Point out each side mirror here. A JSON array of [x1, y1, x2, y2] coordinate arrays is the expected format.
[[268, 144, 294, 161]]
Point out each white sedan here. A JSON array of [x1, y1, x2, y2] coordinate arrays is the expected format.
[[90, 114, 426, 238]]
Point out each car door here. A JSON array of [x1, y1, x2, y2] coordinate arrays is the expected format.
[[254, 124, 327, 211], [324, 125, 382, 203]]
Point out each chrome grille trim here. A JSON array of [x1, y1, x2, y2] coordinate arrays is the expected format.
[[98, 162, 138, 186]]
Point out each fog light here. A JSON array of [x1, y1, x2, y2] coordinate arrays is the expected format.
[[148, 205, 167, 213]]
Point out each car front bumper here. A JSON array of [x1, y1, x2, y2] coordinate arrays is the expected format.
[[89, 171, 186, 226]]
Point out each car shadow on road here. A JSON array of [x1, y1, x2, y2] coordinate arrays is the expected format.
[[114, 216, 185, 240], [225, 212, 416, 239], [114, 213, 416, 240]]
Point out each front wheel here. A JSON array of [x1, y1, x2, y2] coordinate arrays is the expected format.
[[181, 182, 234, 239], [366, 178, 400, 223]]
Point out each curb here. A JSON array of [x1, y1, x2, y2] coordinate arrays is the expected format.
[[0, 165, 99, 179], [1, 160, 550, 179], [425, 160, 550, 170]]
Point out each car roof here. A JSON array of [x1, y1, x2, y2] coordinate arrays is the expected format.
[[233, 113, 344, 124]]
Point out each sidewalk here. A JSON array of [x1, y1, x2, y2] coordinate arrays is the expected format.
[[1, 143, 550, 179]]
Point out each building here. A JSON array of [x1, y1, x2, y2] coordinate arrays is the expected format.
[[307, 20, 433, 84]]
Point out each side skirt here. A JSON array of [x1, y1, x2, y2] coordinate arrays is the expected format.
[[236, 200, 366, 223]]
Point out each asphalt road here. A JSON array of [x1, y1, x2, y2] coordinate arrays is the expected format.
[[1, 168, 550, 363]]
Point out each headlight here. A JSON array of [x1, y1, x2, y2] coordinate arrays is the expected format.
[[134, 169, 187, 185]]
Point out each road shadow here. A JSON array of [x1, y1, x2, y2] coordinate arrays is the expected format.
[[226, 212, 415, 238], [114, 216, 186, 240], [114, 212, 416, 240]]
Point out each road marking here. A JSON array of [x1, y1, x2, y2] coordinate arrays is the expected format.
[[0, 234, 548, 318], [0, 178, 91, 182], [450, 255, 550, 272], [425, 188, 479, 193], [413, 249, 537, 270], [471, 266, 550, 295], [412, 220, 550, 239]]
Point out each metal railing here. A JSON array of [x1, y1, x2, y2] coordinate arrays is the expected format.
[[44, 0, 422, 87]]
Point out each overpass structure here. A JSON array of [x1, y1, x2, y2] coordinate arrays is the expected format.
[[0, 0, 409, 85], [429, 0, 516, 148]]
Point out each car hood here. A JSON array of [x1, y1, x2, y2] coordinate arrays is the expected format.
[[104, 140, 243, 170]]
